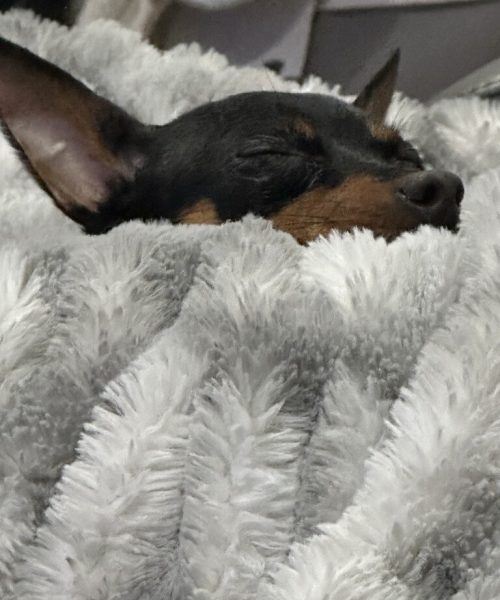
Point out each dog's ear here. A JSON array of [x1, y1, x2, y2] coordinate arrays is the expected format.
[[354, 49, 400, 126], [0, 37, 148, 230]]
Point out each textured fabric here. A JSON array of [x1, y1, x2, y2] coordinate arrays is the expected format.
[[2, 8, 500, 600]]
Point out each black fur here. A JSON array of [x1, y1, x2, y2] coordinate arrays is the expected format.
[[90, 92, 424, 233], [0, 37, 462, 238]]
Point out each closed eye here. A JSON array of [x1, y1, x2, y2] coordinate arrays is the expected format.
[[237, 148, 301, 158], [231, 135, 323, 198], [377, 137, 424, 170], [235, 135, 298, 158], [398, 143, 424, 169]]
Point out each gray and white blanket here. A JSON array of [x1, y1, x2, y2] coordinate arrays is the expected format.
[[2, 9, 500, 600]]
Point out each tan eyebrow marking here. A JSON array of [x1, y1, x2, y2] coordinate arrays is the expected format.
[[370, 124, 401, 144], [177, 198, 221, 225], [293, 118, 316, 139]]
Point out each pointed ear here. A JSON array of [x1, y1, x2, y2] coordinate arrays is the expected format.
[[0, 37, 148, 232], [354, 49, 400, 126]]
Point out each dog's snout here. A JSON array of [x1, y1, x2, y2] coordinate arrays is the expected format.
[[397, 170, 463, 231], [398, 170, 464, 209]]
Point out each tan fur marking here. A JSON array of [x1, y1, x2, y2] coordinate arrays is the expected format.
[[293, 118, 316, 139], [271, 175, 420, 244], [178, 198, 221, 225], [371, 124, 401, 144]]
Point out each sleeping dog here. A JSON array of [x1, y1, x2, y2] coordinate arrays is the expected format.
[[0, 38, 463, 243]]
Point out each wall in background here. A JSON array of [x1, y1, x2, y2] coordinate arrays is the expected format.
[[308, 1, 500, 100], [152, 0, 315, 79], [3, 0, 500, 100]]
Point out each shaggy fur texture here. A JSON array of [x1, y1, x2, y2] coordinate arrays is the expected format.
[[2, 9, 500, 600]]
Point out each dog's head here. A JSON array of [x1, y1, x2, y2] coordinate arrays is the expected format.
[[0, 38, 463, 242]]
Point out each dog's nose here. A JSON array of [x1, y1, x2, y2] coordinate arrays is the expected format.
[[399, 170, 464, 208], [397, 170, 463, 229]]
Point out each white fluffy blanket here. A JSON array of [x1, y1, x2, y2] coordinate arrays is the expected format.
[[2, 9, 500, 600]]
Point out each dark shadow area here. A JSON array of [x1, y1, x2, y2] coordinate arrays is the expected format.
[[0, 0, 76, 24]]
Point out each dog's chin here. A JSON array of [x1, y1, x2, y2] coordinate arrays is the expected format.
[[428, 211, 461, 235], [405, 206, 461, 239]]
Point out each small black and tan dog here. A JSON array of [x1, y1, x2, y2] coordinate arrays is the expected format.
[[0, 38, 463, 243]]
